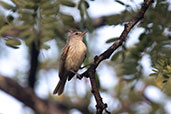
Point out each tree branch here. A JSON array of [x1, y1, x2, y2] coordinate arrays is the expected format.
[[0, 75, 92, 114], [79, 0, 154, 113], [28, 42, 39, 88], [88, 67, 109, 114], [0, 75, 68, 114]]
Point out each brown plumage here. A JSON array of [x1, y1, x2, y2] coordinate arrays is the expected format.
[[53, 30, 87, 95]]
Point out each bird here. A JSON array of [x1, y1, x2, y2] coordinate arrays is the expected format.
[[53, 30, 87, 95]]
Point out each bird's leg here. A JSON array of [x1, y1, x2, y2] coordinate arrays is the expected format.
[[70, 70, 82, 79], [79, 64, 90, 69]]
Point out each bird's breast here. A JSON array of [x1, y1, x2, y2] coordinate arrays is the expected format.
[[65, 41, 87, 71]]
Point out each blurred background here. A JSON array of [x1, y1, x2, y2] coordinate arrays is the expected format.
[[0, 0, 171, 114]]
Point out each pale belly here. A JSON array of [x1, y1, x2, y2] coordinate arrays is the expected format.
[[65, 42, 86, 71]]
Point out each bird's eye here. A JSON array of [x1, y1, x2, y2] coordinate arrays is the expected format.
[[75, 32, 78, 35]]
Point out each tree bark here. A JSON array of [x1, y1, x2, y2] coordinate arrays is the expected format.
[[79, 0, 154, 113]]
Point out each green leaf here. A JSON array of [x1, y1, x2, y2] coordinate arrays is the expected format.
[[163, 74, 169, 79], [42, 31, 55, 40], [41, 36, 53, 42], [40, 1, 53, 9], [60, 1, 75, 7], [42, 23, 56, 29], [115, 0, 125, 6], [149, 73, 157, 77], [11, 0, 24, 7], [95, 72, 101, 89], [106, 37, 120, 43], [25, 36, 34, 46], [85, 10, 93, 32], [139, 33, 146, 41], [16, 25, 32, 30], [41, 9, 58, 15], [78, 0, 83, 10], [60, 13, 75, 27], [41, 44, 50, 50], [0, 16, 5, 28], [111, 51, 121, 61], [60, 14, 74, 21], [167, 65, 171, 70], [152, 69, 158, 73], [5, 39, 21, 48], [41, 17, 57, 23], [7, 15, 14, 22], [84, 1, 89, 9], [0, 25, 14, 35], [0, 1, 14, 9], [23, 1, 34, 9], [19, 29, 33, 39], [162, 80, 168, 83]]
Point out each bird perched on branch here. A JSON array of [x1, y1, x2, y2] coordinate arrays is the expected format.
[[53, 30, 87, 95]]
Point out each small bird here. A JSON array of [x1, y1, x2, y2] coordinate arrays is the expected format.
[[53, 30, 87, 95]]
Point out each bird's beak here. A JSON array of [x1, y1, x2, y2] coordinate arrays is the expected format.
[[81, 32, 87, 36]]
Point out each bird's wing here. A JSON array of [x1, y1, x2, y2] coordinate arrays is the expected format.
[[59, 44, 70, 79]]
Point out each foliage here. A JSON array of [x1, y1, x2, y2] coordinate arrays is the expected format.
[[0, 0, 171, 114], [150, 59, 171, 83], [0, 0, 92, 49], [110, 0, 171, 77]]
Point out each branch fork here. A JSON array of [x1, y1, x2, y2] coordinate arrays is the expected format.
[[77, 0, 154, 113]]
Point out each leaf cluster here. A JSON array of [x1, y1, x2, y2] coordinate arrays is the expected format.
[[108, 0, 171, 78], [150, 59, 171, 83], [0, 0, 93, 49]]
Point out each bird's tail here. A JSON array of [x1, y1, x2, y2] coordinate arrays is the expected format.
[[53, 79, 66, 95]]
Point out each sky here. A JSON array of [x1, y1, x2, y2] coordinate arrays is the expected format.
[[0, 0, 171, 114]]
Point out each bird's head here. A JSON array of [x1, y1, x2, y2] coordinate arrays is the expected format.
[[67, 30, 86, 41]]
